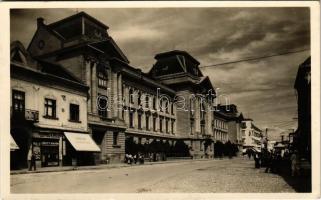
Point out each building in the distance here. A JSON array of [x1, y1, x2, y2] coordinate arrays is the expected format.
[[294, 56, 311, 162], [212, 111, 229, 143], [10, 41, 100, 169], [216, 104, 244, 149], [241, 119, 263, 151]]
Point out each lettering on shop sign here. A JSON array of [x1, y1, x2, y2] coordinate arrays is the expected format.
[[41, 141, 59, 146]]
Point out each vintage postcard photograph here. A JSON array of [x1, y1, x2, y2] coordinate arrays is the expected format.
[[0, 1, 320, 199]]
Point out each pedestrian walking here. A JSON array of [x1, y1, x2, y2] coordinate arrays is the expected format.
[[265, 152, 272, 173], [247, 149, 252, 159], [29, 152, 36, 171], [254, 153, 260, 168], [27, 147, 32, 171]]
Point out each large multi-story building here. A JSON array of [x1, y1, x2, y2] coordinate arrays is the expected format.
[[10, 41, 100, 169], [149, 50, 216, 158], [11, 11, 236, 165], [241, 119, 263, 150]]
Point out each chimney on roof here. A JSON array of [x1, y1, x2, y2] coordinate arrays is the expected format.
[[37, 17, 45, 28]]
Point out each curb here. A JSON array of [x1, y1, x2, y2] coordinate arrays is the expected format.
[[11, 158, 213, 175]]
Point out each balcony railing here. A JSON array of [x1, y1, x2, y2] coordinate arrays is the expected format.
[[11, 108, 39, 122]]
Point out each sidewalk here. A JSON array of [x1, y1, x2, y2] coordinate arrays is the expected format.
[[11, 158, 210, 175]]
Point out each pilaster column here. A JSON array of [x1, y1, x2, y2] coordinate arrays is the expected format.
[[118, 73, 123, 119], [91, 61, 97, 114], [112, 72, 118, 118], [85, 59, 92, 113], [195, 98, 201, 133]]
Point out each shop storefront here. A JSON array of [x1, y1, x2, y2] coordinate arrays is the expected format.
[[31, 132, 63, 168], [30, 131, 100, 168], [64, 132, 101, 166]]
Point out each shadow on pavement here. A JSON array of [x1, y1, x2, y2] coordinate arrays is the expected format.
[[280, 171, 311, 192]]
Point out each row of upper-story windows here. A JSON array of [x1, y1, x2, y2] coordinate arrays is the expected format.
[[12, 89, 81, 122], [126, 86, 175, 115], [190, 99, 209, 120], [128, 111, 175, 134], [97, 70, 108, 88], [212, 119, 227, 130], [213, 130, 228, 141]]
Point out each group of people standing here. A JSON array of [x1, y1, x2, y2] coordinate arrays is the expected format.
[[124, 153, 145, 165], [244, 148, 300, 177]]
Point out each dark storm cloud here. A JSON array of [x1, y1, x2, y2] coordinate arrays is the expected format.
[[10, 7, 310, 132]]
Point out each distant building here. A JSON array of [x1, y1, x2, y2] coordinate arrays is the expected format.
[[212, 111, 229, 143], [294, 57, 311, 161], [10, 41, 95, 169], [241, 119, 263, 150], [216, 104, 244, 148]]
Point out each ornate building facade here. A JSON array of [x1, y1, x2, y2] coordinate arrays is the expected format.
[[12, 11, 229, 164]]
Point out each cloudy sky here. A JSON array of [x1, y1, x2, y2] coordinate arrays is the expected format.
[[10, 8, 310, 134]]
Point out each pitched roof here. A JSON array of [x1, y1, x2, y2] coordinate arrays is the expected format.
[[155, 50, 200, 65], [36, 59, 83, 83], [48, 11, 108, 30]]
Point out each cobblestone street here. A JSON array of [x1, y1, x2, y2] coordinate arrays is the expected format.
[[11, 157, 296, 193]]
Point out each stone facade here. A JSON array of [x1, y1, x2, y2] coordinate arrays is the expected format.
[[20, 11, 234, 162], [241, 119, 263, 150]]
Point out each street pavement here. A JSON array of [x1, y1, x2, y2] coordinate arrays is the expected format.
[[11, 157, 296, 193]]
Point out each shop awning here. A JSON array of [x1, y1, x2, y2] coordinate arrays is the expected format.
[[10, 135, 19, 151], [64, 132, 101, 152]]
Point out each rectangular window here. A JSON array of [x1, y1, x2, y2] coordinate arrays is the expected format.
[[190, 99, 194, 117], [159, 118, 163, 132], [97, 70, 108, 88], [113, 132, 118, 145], [129, 112, 134, 128], [138, 114, 142, 129], [190, 120, 194, 135], [165, 119, 169, 133], [171, 120, 175, 134], [201, 124, 205, 134], [69, 104, 79, 122], [129, 89, 134, 104], [44, 98, 56, 118], [146, 115, 149, 131], [153, 117, 157, 131], [145, 96, 149, 108], [171, 103, 174, 115], [12, 90, 25, 113], [153, 97, 156, 110]]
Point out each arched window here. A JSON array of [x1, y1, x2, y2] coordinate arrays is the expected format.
[[138, 92, 141, 105], [97, 68, 108, 88], [145, 95, 149, 108], [200, 103, 206, 120], [165, 101, 169, 113], [129, 89, 134, 104], [153, 97, 156, 110]]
